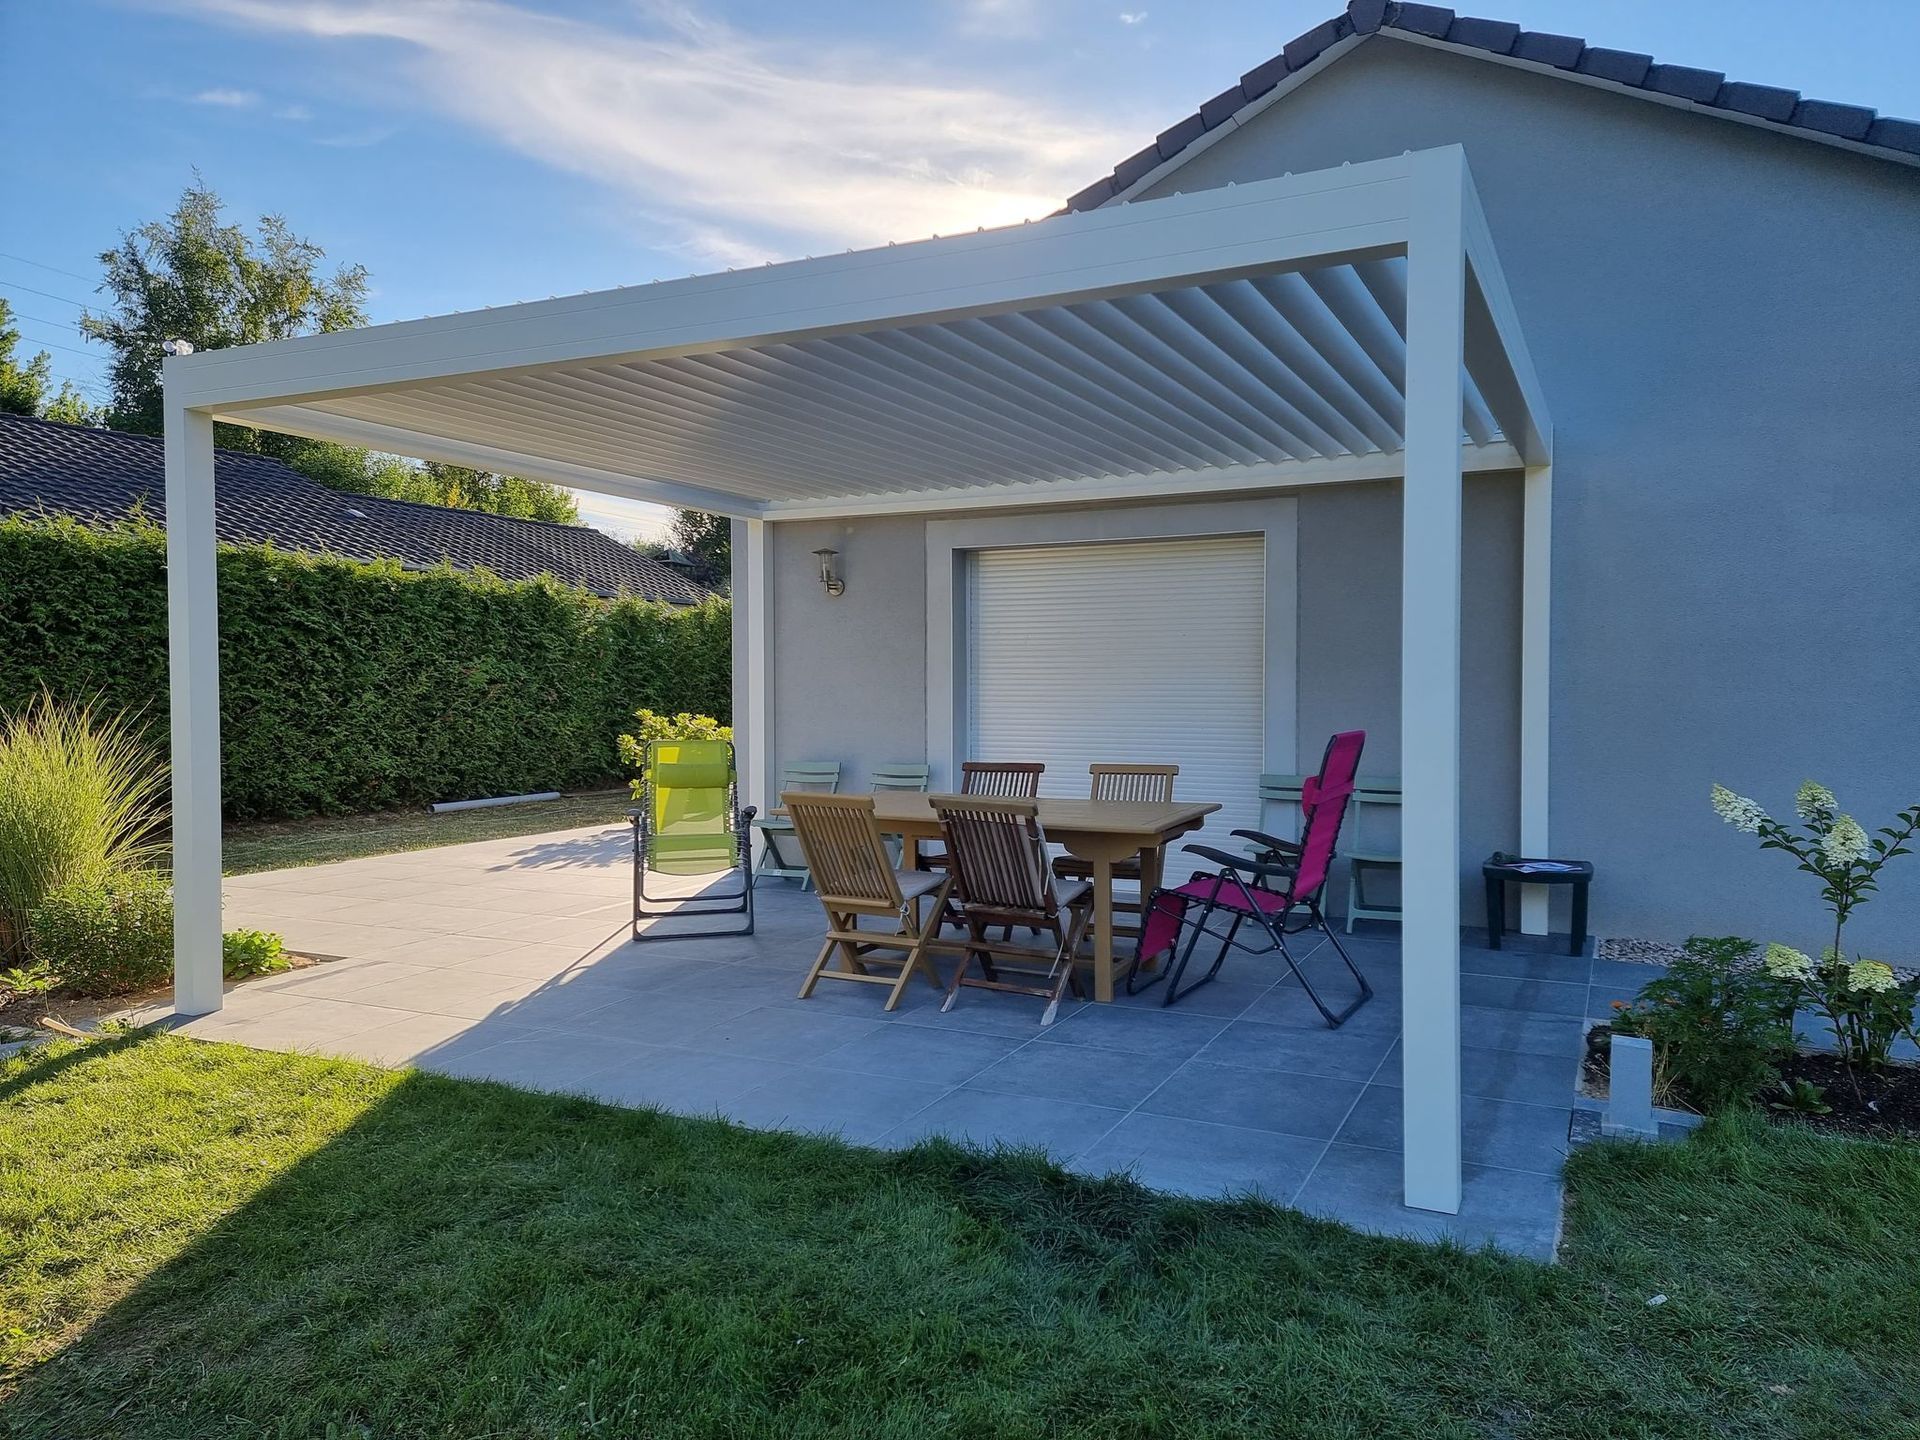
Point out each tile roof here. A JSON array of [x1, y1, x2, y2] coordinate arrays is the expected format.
[[0, 413, 710, 605], [1065, 1, 1920, 212]]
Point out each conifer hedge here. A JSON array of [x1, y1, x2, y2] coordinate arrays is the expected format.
[[0, 517, 730, 818]]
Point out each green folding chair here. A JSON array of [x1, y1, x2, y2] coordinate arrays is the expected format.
[[752, 761, 841, 887], [871, 762, 932, 867], [630, 738, 755, 940]]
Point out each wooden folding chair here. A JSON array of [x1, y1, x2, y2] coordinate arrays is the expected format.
[[919, 761, 1044, 874], [1053, 764, 1178, 932], [933, 794, 1091, 1026], [784, 792, 953, 1011]]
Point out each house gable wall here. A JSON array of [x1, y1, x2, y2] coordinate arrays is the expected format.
[[1133, 39, 1920, 952]]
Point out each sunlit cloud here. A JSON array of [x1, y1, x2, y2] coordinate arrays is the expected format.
[[191, 86, 259, 106], [1120, 11, 1148, 25], [161, 0, 1133, 266]]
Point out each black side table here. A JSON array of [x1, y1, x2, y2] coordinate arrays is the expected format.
[[1483, 853, 1593, 957]]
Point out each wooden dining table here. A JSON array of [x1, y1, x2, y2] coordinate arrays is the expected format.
[[864, 791, 1222, 1003]]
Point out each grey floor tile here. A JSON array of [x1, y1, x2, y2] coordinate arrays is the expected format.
[[1293, 1143, 1562, 1260], [1104, 963, 1278, 1018], [964, 1040, 1182, 1110], [572, 995, 767, 1046], [1588, 985, 1642, 1022], [1333, 1084, 1571, 1175], [813, 1025, 1021, 1086], [1141, 1060, 1366, 1140], [1240, 979, 1399, 1034], [1457, 1005, 1587, 1059], [574, 1051, 810, 1115], [897, 991, 1085, 1038], [1589, 958, 1667, 989], [1459, 972, 1588, 1017], [681, 1005, 888, 1063], [1458, 948, 1591, 984], [882, 1089, 1126, 1160], [1035, 1004, 1228, 1060], [1193, 1017, 1396, 1082], [419, 1030, 659, 1093], [722, 1068, 952, 1144], [1374, 1040, 1579, 1105], [1073, 1112, 1326, 1203]]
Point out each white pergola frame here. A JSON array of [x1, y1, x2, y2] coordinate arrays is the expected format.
[[162, 145, 1550, 1215]]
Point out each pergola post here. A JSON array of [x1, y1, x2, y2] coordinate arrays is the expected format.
[[164, 390, 225, 1017], [1519, 463, 1553, 934], [1399, 150, 1467, 1214], [738, 517, 773, 820]]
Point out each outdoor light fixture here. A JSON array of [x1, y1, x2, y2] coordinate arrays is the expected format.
[[813, 547, 845, 597], [162, 338, 195, 356]]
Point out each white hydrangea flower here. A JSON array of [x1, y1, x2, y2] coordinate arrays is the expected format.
[[1847, 960, 1898, 994], [1711, 784, 1769, 833], [1794, 780, 1837, 825], [1763, 943, 1814, 981], [1820, 815, 1869, 869]]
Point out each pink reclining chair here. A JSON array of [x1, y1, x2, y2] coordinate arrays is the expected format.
[[1132, 730, 1373, 1025]]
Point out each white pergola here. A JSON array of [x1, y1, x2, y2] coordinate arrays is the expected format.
[[162, 145, 1551, 1214]]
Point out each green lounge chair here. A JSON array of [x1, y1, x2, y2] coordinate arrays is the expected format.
[[630, 738, 755, 940]]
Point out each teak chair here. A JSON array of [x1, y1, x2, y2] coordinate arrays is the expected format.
[[630, 739, 755, 941], [1133, 731, 1373, 1024], [1053, 765, 1178, 931], [933, 794, 1091, 1026], [784, 792, 953, 1011], [918, 761, 1044, 872]]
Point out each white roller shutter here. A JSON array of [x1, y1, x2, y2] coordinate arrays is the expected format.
[[966, 535, 1267, 865]]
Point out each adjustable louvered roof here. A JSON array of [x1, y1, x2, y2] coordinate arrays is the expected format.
[[172, 149, 1549, 520]]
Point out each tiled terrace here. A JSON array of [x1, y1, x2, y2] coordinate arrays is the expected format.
[[140, 822, 1624, 1261]]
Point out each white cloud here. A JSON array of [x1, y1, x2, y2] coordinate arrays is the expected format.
[[1119, 11, 1148, 25], [163, 0, 1133, 266], [275, 102, 314, 121], [191, 86, 260, 106], [570, 491, 675, 545]]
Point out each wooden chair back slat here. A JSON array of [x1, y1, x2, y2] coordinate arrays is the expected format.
[[1089, 763, 1178, 804], [959, 761, 1044, 798], [783, 792, 903, 910], [932, 795, 1059, 919]]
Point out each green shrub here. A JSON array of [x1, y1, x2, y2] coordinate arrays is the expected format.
[[28, 871, 175, 997], [28, 872, 291, 996], [617, 709, 733, 798], [0, 516, 731, 820], [222, 928, 288, 980], [1611, 936, 1795, 1111], [0, 695, 167, 963]]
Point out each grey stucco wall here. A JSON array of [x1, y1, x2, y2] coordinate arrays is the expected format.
[[767, 516, 930, 792], [1135, 39, 1920, 954]]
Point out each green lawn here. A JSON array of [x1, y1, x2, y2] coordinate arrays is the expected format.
[[3, 1036, 1917, 1439], [221, 791, 634, 874]]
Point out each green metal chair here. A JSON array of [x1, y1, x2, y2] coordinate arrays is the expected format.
[[1255, 772, 1402, 932], [630, 738, 755, 940], [870, 762, 932, 866], [752, 761, 841, 887]]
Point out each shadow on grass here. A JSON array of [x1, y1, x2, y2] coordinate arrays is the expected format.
[[7, 1036, 1920, 1439]]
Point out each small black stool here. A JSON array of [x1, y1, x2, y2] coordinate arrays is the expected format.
[[1483, 852, 1593, 957]]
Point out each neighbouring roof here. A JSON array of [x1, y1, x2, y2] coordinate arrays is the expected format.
[[1065, 0, 1920, 212], [0, 413, 709, 605]]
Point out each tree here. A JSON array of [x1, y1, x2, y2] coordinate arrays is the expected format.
[[362, 459, 580, 525], [652, 509, 730, 587], [78, 179, 583, 524], [41, 381, 103, 427], [79, 177, 371, 483], [0, 299, 53, 416]]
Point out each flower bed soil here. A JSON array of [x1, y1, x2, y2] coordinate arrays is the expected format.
[[1584, 1023, 1920, 1140]]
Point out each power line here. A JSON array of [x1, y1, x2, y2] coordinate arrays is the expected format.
[[9, 309, 87, 335], [0, 278, 93, 310], [0, 250, 97, 285], [14, 333, 111, 366]]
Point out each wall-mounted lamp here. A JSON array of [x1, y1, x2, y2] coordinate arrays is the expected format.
[[812, 547, 846, 598]]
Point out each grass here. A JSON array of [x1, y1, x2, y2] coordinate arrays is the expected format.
[[3, 1035, 1917, 1439], [221, 791, 634, 875]]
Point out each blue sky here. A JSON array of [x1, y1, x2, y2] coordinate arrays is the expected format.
[[4, 0, 1917, 539]]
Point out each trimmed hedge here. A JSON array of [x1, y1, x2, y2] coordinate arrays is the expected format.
[[0, 517, 730, 818]]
